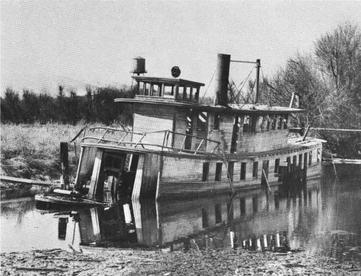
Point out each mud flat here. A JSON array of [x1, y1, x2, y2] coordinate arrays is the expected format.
[[1, 247, 360, 275]]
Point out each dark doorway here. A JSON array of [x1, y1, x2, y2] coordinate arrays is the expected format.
[[184, 114, 193, 150], [231, 116, 240, 153]]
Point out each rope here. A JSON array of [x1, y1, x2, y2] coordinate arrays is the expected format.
[[201, 69, 216, 100], [237, 67, 254, 92]]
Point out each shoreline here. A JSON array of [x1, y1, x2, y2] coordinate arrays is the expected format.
[[1, 247, 361, 275]]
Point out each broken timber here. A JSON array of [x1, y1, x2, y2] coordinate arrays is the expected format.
[[0, 175, 57, 187]]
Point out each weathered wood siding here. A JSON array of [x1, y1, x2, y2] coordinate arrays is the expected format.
[[237, 130, 288, 152], [133, 105, 174, 146], [173, 110, 188, 149], [207, 114, 234, 152]]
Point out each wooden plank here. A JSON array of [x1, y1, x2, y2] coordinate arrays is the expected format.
[[312, 128, 361, 133], [0, 175, 55, 186], [331, 158, 361, 164]]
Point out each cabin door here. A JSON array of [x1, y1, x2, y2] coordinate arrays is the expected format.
[[184, 113, 193, 150], [195, 112, 208, 151], [231, 116, 241, 153]]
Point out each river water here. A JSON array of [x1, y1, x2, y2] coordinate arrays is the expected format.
[[1, 165, 360, 262]]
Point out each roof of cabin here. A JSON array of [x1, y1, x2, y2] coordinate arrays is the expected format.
[[115, 97, 304, 114], [132, 76, 205, 87]]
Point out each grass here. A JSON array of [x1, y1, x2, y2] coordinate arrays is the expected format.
[[1, 123, 83, 181]]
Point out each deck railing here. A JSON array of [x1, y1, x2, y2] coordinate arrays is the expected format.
[[79, 127, 221, 155]]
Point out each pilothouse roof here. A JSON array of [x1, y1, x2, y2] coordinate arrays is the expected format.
[[115, 97, 303, 114], [132, 76, 205, 87]]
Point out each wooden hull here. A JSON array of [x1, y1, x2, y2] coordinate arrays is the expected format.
[[130, 140, 323, 200]]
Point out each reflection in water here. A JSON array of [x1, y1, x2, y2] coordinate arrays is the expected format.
[[1, 165, 360, 263]]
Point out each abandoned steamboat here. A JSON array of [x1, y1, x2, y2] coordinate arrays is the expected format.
[[36, 54, 323, 206]]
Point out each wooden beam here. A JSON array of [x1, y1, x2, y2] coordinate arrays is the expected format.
[[0, 175, 55, 186]]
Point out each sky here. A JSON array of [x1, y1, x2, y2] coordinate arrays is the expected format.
[[1, 0, 361, 97]]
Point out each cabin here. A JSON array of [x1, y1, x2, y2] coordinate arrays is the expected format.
[[115, 55, 302, 155]]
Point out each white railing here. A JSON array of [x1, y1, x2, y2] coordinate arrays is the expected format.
[[79, 127, 221, 155]]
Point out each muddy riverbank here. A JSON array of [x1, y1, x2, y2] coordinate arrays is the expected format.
[[1, 247, 360, 275]]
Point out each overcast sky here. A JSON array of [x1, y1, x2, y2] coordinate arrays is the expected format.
[[1, 0, 361, 96]]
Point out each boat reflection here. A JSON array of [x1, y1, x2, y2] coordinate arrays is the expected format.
[[52, 178, 323, 251]]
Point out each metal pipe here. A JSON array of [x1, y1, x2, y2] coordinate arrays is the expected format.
[[230, 59, 257, 64], [215, 53, 231, 106], [255, 59, 261, 103]]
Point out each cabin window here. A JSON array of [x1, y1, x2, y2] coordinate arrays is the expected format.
[[144, 83, 150, 95], [214, 113, 220, 130], [283, 116, 288, 129], [243, 115, 250, 132], [240, 198, 246, 215], [252, 196, 258, 213], [299, 154, 303, 168], [227, 203, 234, 222], [228, 161, 234, 181], [178, 86, 184, 99], [271, 116, 277, 130], [215, 204, 222, 223], [202, 162, 210, 181], [253, 161, 258, 178], [250, 116, 257, 132], [194, 88, 200, 101], [309, 151, 312, 166], [278, 116, 283, 129], [215, 163, 222, 181], [164, 85, 174, 98], [266, 116, 271, 131], [202, 208, 209, 228], [274, 158, 280, 175], [182, 86, 191, 100], [240, 162, 246, 180], [182, 87, 187, 99], [293, 155, 297, 166], [150, 84, 160, 96], [138, 82, 145, 95], [261, 116, 268, 131]]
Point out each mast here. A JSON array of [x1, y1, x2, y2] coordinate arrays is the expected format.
[[255, 59, 261, 104]]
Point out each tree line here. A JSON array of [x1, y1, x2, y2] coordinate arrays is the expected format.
[[264, 23, 361, 158], [228, 23, 361, 158], [1, 85, 135, 125], [1, 23, 360, 157]]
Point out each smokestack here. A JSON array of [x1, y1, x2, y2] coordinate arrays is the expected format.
[[215, 53, 231, 106]]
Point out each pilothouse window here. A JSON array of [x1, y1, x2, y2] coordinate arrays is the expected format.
[[164, 85, 174, 98]]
